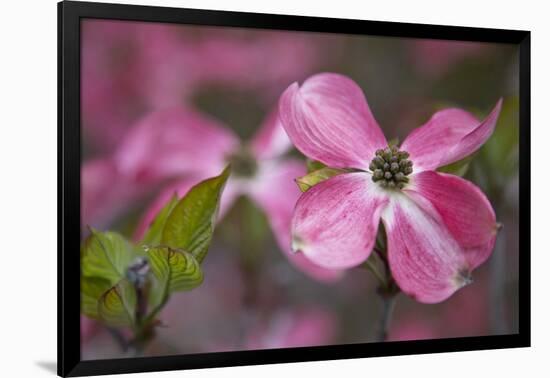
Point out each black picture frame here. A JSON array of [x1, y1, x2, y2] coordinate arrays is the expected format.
[[58, 1, 531, 376]]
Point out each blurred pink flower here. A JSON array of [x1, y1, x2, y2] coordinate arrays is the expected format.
[[278, 72, 502, 303], [410, 39, 490, 77], [115, 108, 238, 182], [81, 105, 236, 228], [81, 20, 327, 153], [122, 107, 342, 282], [81, 158, 146, 229], [135, 28, 325, 108], [246, 308, 337, 349], [192, 32, 323, 101], [80, 316, 98, 344], [81, 20, 148, 153]]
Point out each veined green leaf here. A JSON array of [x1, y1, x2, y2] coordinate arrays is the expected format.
[[438, 155, 474, 177], [145, 246, 203, 322], [98, 279, 137, 327], [81, 229, 136, 285], [81, 276, 112, 319], [141, 194, 179, 245], [161, 166, 231, 263], [296, 167, 347, 192], [148, 245, 203, 298]]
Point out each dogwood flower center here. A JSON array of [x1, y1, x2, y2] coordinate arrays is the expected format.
[[227, 147, 258, 178], [369, 146, 413, 189]]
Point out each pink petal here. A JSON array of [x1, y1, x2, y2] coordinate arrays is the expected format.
[[401, 99, 502, 171], [382, 195, 472, 303], [249, 160, 343, 282], [291, 172, 389, 269], [404, 171, 497, 269], [115, 107, 239, 181], [278, 73, 387, 169], [250, 109, 292, 161]]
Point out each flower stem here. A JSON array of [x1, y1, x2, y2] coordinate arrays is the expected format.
[[362, 258, 386, 287], [375, 289, 398, 342], [107, 327, 129, 352], [372, 234, 399, 342], [490, 228, 507, 333]]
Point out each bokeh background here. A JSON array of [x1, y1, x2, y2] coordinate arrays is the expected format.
[[80, 19, 519, 359]]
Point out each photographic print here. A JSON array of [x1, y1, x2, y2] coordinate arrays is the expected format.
[[58, 1, 530, 376]]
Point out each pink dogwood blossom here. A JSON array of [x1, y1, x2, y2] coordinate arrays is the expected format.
[[278, 72, 501, 303], [81, 20, 327, 153], [119, 107, 341, 282]]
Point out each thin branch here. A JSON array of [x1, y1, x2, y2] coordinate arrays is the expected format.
[[106, 327, 129, 352], [362, 258, 386, 287], [375, 292, 398, 342]]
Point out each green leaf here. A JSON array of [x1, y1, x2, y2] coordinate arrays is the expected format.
[[147, 246, 203, 293], [438, 155, 474, 177], [161, 166, 231, 263], [306, 159, 327, 173], [98, 279, 137, 327], [144, 246, 203, 322], [296, 167, 346, 192], [81, 276, 112, 319], [141, 194, 179, 245], [81, 229, 136, 285]]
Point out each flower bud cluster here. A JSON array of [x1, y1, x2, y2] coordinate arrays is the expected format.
[[369, 146, 413, 189], [126, 256, 150, 289]]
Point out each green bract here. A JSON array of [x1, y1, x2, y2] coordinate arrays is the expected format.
[[306, 159, 327, 173], [296, 166, 347, 192]]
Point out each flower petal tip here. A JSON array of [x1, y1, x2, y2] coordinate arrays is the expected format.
[[284, 81, 300, 94], [454, 269, 474, 289], [492, 98, 504, 118], [291, 235, 305, 254]]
